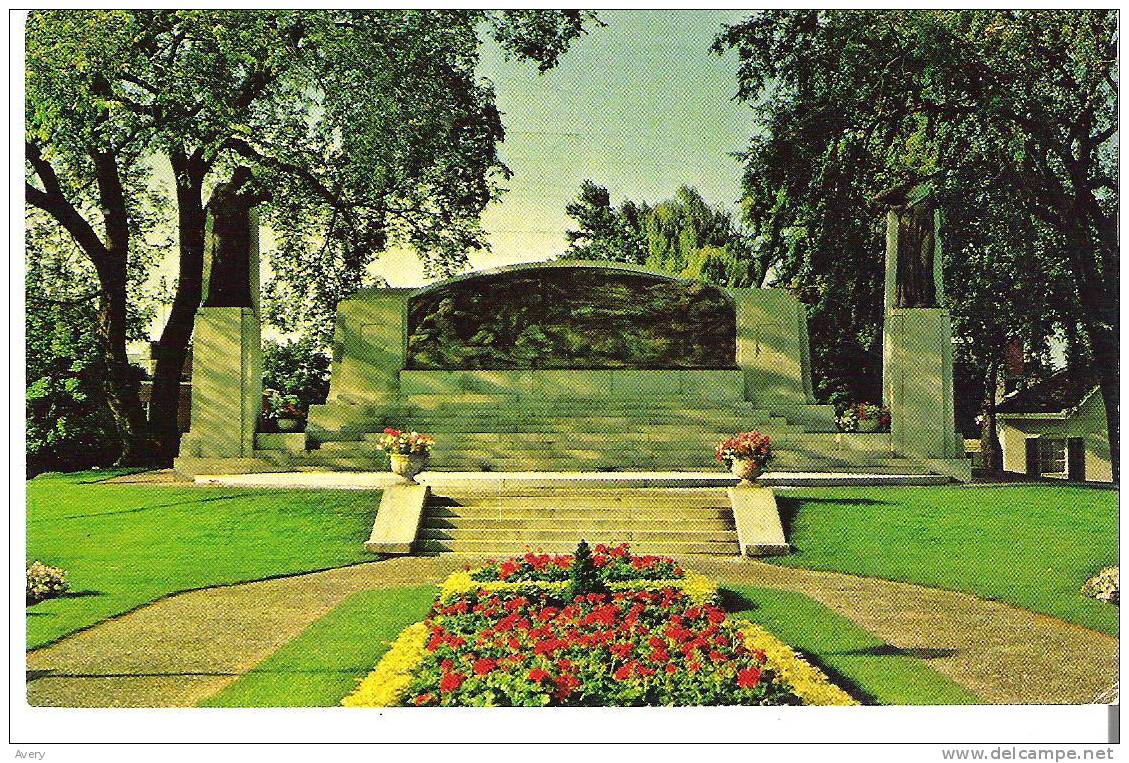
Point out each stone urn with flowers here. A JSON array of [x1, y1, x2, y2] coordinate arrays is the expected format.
[[377, 427, 436, 483], [716, 431, 774, 485]]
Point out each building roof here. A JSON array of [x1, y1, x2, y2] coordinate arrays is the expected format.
[[996, 367, 1099, 417]]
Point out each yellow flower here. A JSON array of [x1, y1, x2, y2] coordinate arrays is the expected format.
[[343, 622, 429, 707]]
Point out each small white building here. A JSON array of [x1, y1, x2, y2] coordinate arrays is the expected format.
[[996, 368, 1112, 483]]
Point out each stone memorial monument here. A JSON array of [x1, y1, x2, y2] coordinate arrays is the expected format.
[[175, 170, 268, 466], [878, 182, 968, 479]]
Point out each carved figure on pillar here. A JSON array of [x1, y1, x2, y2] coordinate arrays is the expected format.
[[876, 180, 939, 309], [202, 166, 271, 309]]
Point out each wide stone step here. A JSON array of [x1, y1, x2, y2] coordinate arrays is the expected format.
[[420, 516, 736, 532], [424, 507, 734, 522], [433, 492, 729, 509], [417, 527, 737, 543], [397, 396, 768, 411], [415, 538, 741, 556], [390, 420, 804, 434], [425, 459, 932, 474], [378, 432, 799, 446]]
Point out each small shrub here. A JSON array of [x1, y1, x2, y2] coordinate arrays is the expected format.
[[27, 561, 69, 604], [567, 540, 607, 599], [1082, 566, 1119, 605]]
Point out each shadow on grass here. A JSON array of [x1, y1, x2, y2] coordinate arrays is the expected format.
[[58, 494, 243, 520], [775, 495, 894, 545], [718, 587, 758, 613], [840, 644, 957, 660], [27, 590, 105, 615]]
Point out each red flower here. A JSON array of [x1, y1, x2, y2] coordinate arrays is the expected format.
[[439, 672, 466, 693], [609, 642, 634, 659], [473, 658, 498, 676], [737, 667, 762, 689], [528, 667, 551, 683], [613, 663, 634, 681], [413, 692, 435, 705], [554, 673, 581, 701], [665, 664, 678, 674]]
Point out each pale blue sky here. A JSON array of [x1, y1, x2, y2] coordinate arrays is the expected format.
[[378, 10, 756, 285]]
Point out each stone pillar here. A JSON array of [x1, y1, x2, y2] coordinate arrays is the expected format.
[[731, 288, 815, 405], [177, 206, 263, 461], [880, 187, 967, 477]]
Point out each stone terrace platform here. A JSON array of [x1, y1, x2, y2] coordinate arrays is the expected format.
[[194, 470, 952, 491]]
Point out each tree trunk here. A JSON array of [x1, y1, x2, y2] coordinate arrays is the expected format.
[[1089, 324, 1119, 481], [93, 254, 150, 465], [979, 362, 1002, 472], [148, 151, 208, 464]]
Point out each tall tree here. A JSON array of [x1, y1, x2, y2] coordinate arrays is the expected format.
[[562, 180, 649, 264], [715, 10, 1117, 472], [563, 182, 762, 288], [26, 10, 595, 463], [25, 208, 162, 473]]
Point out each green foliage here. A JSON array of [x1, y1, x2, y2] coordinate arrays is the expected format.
[[26, 10, 597, 438], [713, 11, 1117, 424], [261, 337, 331, 413], [562, 182, 761, 288], [24, 213, 156, 474], [566, 540, 607, 599]]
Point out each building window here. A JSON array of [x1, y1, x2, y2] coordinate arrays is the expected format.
[[1039, 437, 1067, 475]]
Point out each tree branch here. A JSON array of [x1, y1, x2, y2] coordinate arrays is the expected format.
[[25, 143, 109, 261]]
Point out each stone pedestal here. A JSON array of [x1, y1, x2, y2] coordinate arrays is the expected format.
[[878, 194, 970, 480], [174, 205, 265, 473], [178, 307, 262, 459], [884, 308, 961, 460]]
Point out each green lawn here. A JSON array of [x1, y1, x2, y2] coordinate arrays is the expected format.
[[26, 470, 380, 649], [772, 484, 1119, 635], [202, 586, 438, 707], [726, 585, 980, 705]]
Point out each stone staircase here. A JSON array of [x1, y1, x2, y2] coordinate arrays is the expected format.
[[255, 394, 939, 475], [414, 486, 741, 556]]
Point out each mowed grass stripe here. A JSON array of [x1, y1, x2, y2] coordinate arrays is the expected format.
[[200, 586, 438, 707], [27, 470, 381, 649], [772, 485, 1119, 635], [725, 586, 981, 705]]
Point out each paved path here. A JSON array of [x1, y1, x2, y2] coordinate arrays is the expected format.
[[26, 556, 481, 708], [27, 556, 1118, 707], [695, 557, 1119, 705]]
